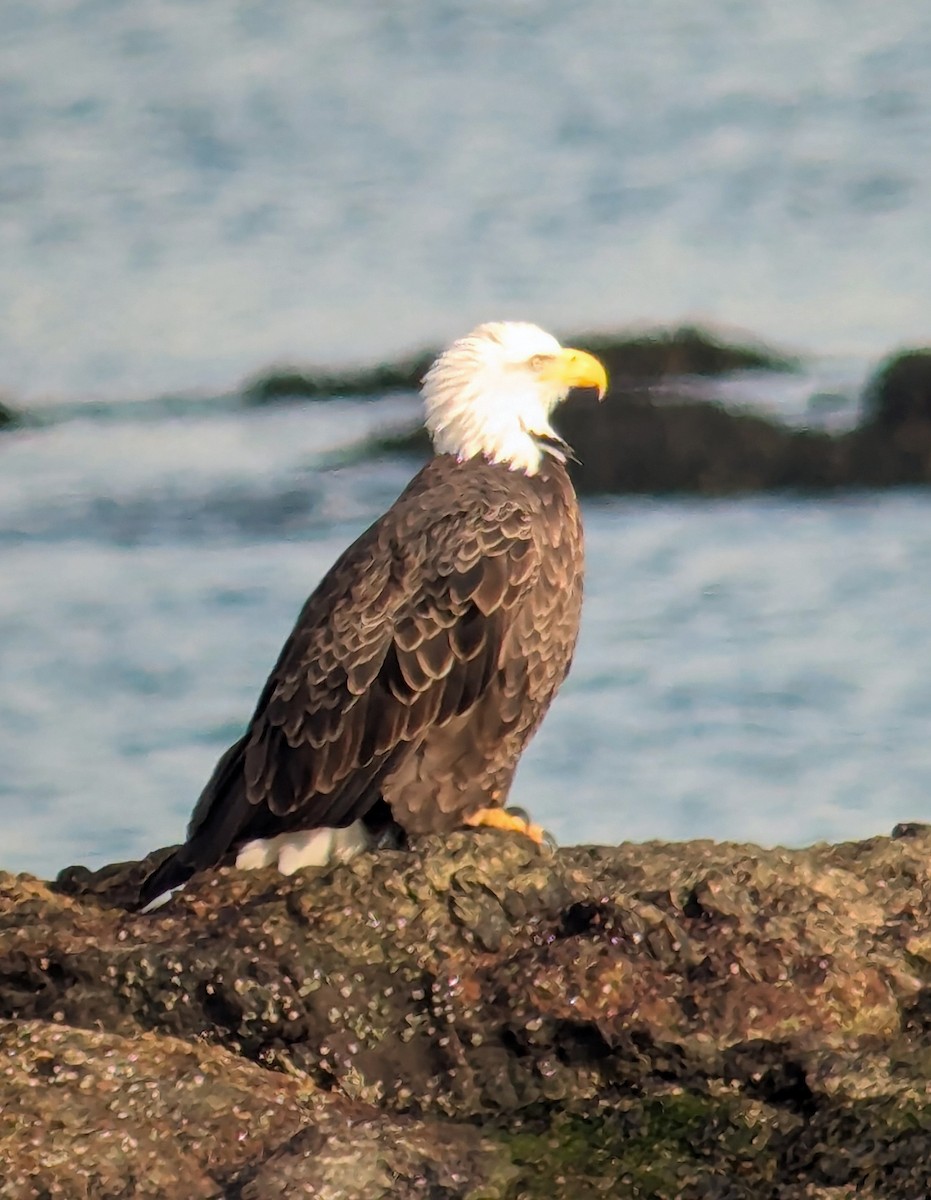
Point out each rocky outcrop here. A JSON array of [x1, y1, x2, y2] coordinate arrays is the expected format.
[[243, 325, 793, 405], [243, 352, 436, 405], [551, 352, 931, 491], [336, 343, 931, 497], [362, 387, 841, 496], [0, 396, 19, 431], [15, 332, 931, 497], [5, 826, 931, 1196], [863, 349, 931, 430], [0, 1018, 514, 1199]]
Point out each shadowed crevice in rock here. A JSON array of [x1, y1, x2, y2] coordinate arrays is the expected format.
[[5, 828, 931, 1196]]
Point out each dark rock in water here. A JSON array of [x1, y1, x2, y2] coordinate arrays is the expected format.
[[6, 829, 931, 1195], [559, 388, 842, 495], [863, 348, 931, 430], [362, 346, 931, 497], [575, 324, 797, 380], [362, 388, 843, 496], [839, 348, 931, 488], [365, 421, 432, 460], [0, 396, 20, 430], [244, 352, 436, 405], [243, 325, 793, 405]]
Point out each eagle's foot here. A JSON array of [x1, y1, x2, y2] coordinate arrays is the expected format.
[[464, 806, 545, 845]]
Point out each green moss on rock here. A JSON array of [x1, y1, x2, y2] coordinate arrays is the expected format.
[[499, 1094, 783, 1200]]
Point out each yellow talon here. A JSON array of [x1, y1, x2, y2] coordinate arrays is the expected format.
[[464, 807, 545, 844]]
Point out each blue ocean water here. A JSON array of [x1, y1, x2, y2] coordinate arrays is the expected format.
[[4, 393, 931, 878], [2, 2, 931, 877], [1, 0, 930, 400]]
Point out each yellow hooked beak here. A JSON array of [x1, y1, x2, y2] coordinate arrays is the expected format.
[[537, 347, 608, 399]]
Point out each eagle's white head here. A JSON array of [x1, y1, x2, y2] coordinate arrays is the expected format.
[[421, 321, 608, 475]]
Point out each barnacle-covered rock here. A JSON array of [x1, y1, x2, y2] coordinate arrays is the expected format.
[[4, 827, 931, 1195]]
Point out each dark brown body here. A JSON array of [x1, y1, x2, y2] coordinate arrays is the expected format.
[[139, 453, 583, 905]]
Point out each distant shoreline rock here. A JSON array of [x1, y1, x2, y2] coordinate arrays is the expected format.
[[243, 326, 931, 497], [355, 342, 931, 497], [0, 396, 19, 431], [10, 331, 931, 501], [242, 324, 796, 405], [4, 826, 931, 1197]]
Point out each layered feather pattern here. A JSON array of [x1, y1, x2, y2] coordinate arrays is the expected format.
[[138, 452, 583, 906]]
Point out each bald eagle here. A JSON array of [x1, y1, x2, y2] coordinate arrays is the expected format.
[[138, 322, 607, 910]]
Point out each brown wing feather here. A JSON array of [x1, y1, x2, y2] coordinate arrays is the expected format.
[[137, 454, 582, 910], [175, 458, 542, 867]]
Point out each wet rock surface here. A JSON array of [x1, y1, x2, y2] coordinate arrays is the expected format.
[[5, 828, 931, 1195]]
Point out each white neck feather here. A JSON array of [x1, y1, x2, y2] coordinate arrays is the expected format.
[[421, 325, 565, 475], [425, 377, 559, 474]]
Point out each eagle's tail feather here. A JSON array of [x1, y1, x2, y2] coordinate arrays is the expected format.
[[136, 852, 197, 912], [136, 736, 251, 911]]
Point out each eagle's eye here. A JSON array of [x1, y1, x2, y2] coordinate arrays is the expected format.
[[529, 354, 553, 370]]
